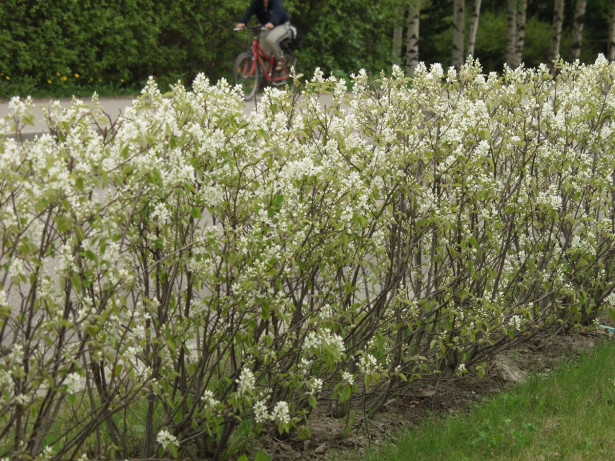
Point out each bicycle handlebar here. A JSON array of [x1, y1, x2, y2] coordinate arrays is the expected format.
[[234, 25, 266, 31]]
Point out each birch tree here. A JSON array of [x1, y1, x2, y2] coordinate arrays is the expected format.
[[549, 0, 566, 69], [608, 0, 615, 60], [571, 0, 587, 60], [392, 3, 405, 65], [451, 0, 465, 68], [505, 0, 517, 66], [467, 0, 482, 59], [514, 0, 527, 67], [406, 0, 421, 74]]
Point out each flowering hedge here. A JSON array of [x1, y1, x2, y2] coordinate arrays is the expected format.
[[2, 56, 615, 460]]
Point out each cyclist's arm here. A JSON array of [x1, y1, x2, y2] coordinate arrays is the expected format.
[[235, 23, 245, 30], [268, 0, 290, 26], [239, 0, 257, 25]]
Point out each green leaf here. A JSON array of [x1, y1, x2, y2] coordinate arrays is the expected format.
[[113, 363, 123, 377], [267, 193, 285, 218], [255, 450, 273, 461], [342, 410, 356, 436], [191, 207, 203, 219], [56, 215, 72, 233]]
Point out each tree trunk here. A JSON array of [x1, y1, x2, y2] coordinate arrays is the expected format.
[[549, 0, 565, 70], [467, 0, 482, 59], [406, 0, 421, 74], [451, 0, 465, 68], [392, 4, 405, 65], [514, 0, 527, 67], [505, 0, 517, 67], [608, 0, 615, 60], [571, 0, 586, 60]]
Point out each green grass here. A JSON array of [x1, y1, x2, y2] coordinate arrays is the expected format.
[[356, 339, 615, 461]]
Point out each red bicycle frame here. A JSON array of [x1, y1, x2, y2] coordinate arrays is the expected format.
[[243, 29, 292, 84]]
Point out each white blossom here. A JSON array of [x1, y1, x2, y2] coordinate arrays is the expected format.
[[157, 429, 178, 449], [604, 293, 615, 307], [201, 390, 220, 410], [308, 378, 324, 396], [342, 371, 354, 386], [456, 363, 467, 377], [64, 372, 82, 395], [270, 401, 290, 424], [236, 368, 256, 396], [253, 399, 269, 424]]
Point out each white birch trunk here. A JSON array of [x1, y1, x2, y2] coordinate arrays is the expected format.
[[467, 0, 482, 59], [513, 0, 527, 68], [608, 0, 615, 60], [571, 0, 586, 60], [392, 4, 405, 65], [451, 0, 465, 68], [549, 0, 565, 69], [505, 0, 517, 67], [406, 0, 421, 75]]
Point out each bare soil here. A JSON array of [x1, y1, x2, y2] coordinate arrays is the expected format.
[[258, 327, 612, 460]]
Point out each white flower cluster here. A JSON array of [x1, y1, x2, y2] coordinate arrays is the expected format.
[[604, 292, 615, 307], [342, 371, 354, 386], [270, 401, 291, 425], [536, 185, 563, 212], [236, 368, 256, 397], [64, 372, 82, 395], [456, 363, 467, 376], [357, 353, 381, 377], [201, 390, 220, 410], [508, 315, 523, 331], [33, 446, 54, 461], [302, 329, 346, 360], [156, 429, 178, 449], [251, 399, 291, 425], [308, 377, 324, 396], [254, 399, 269, 424]]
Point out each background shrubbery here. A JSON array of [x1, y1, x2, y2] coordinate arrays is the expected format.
[[2, 57, 615, 460], [2, 0, 615, 98], [0, 0, 397, 97]]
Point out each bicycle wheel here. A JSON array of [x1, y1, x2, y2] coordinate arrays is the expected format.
[[233, 51, 260, 102]]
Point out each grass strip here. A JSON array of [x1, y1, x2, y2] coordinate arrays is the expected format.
[[357, 339, 615, 461]]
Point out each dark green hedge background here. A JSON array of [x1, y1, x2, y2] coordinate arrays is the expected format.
[[1, 0, 613, 96]]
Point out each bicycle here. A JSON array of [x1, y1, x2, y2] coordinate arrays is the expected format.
[[233, 25, 298, 102]]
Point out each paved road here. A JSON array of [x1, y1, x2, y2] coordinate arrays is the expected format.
[[0, 94, 266, 140]]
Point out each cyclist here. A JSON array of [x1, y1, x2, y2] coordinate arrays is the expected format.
[[235, 0, 291, 71]]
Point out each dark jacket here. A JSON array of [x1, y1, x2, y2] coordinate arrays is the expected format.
[[240, 0, 290, 26]]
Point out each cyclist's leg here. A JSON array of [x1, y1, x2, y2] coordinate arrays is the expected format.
[[264, 22, 291, 64], [259, 28, 272, 58]]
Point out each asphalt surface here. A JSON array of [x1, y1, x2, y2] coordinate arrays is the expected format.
[[0, 95, 264, 140], [0, 97, 134, 138]]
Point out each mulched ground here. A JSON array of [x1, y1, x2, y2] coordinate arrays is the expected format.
[[257, 326, 611, 460]]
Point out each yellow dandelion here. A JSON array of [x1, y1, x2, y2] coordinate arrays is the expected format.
[[5, 76, 9, 80], [120, 78, 125, 83], [61, 75, 67, 81], [89, 77, 94, 82], [74, 73, 79, 78], [47, 79, 52, 84], [56, 72, 60, 76]]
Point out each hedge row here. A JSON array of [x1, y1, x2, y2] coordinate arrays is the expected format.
[[2, 57, 615, 459], [0, 0, 397, 96]]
